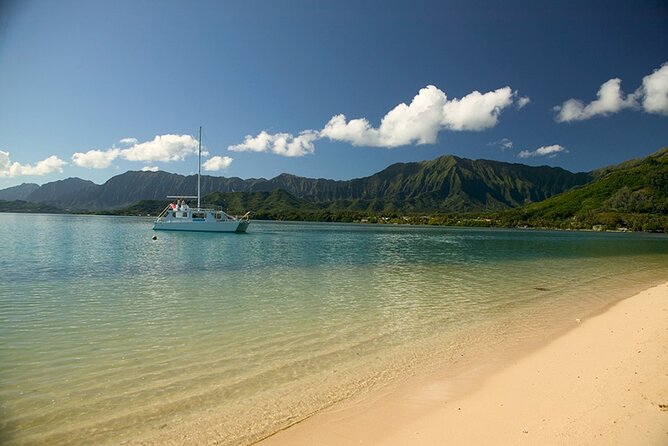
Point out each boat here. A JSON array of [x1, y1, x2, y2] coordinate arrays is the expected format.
[[153, 128, 251, 233]]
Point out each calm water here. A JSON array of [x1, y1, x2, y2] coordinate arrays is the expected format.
[[1, 213, 667, 445]]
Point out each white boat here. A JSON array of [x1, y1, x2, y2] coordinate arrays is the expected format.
[[153, 128, 250, 233], [153, 198, 250, 232]]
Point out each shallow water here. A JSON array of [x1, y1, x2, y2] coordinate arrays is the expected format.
[[1, 214, 667, 444]]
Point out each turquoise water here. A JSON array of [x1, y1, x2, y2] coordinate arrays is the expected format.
[[1, 213, 667, 445]]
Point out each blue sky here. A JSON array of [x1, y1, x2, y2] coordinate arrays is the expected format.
[[0, 0, 667, 189]]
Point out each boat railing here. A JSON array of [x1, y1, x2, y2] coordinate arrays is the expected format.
[[199, 205, 251, 221], [155, 204, 172, 221]]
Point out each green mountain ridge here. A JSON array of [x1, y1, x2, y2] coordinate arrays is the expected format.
[[4, 154, 592, 212], [492, 148, 668, 231]]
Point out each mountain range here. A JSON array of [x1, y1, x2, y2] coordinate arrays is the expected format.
[[0, 155, 593, 212]]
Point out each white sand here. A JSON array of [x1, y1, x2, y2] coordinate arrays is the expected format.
[[260, 281, 668, 445]]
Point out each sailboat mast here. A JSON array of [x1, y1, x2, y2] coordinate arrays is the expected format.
[[197, 126, 201, 209]]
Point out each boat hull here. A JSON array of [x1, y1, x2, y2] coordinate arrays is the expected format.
[[153, 220, 249, 233]]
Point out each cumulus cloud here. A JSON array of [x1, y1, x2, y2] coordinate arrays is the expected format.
[[141, 166, 160, 172], [0, 150, 67, 177], [554, 62, 668, 122], [321, 85, 516, 146], [518, 144, 568, 158], [320, 115, 382, 146], [636, 62, 668, 115], [322, 85, 447, 146], [228, 130, 318, 157], [120, 134, 199, 162], [73, 134, 202, 169], [441, 87, 515, 131], [203, 156, 233, 171], [554, 78, 637, 122], [230, 84, 523, 156], [72, 148, 121, 169]]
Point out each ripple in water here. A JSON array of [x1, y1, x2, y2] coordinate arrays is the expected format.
[[1, 214, 667, 445]]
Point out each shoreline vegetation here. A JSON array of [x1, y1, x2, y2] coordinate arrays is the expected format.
[[0, 200, 665, 233], [259, 281, 668, 445]]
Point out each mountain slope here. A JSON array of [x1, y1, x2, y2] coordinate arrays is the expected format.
[[18, 155, 591, 212], [498, 147, 668, 231], [109, 190, 321, 220], [37, 171, 267, 210], [25, 178, 98, 205], [246, 156, 592, 211], [0, 183, 39, 201]]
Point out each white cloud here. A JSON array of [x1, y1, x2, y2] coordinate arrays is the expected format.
[[72, 148, 120, 169], [554, 62, 668, 122], [637, 62, 668, 115], [0, 150, 67, 177], [321, 85, 447, 146], [517, 96, 531, 109], [141, 166, 160, 172], [73, 134, 202, 169], [319, 85, 517, 147], [228, 130, 318, 157], [488, 138, 514, 150], [368, 84, 448, 144], [554, 78, 637, 122], [320, 115, 381, 146], [120, 134, 199, 162], [0, 151, 10, 174], [441, 87, 515, 131], [518, 144, 568, 158], [203, 156, 233, 171], [234, 84, 522, 156]]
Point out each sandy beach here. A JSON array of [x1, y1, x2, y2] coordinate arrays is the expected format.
[[260, 281, 668, 446]]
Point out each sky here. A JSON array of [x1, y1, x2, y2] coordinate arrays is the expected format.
[[0, 0, 667, 189]]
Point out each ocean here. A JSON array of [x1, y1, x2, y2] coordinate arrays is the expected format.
[[1, 213, 667, 445]]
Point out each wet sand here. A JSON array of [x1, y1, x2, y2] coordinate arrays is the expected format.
[[259, 281, 668, 445]]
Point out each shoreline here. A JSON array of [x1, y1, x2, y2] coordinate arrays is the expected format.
[[259, 281, 668, 445], [1, 211, 666, 235]]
